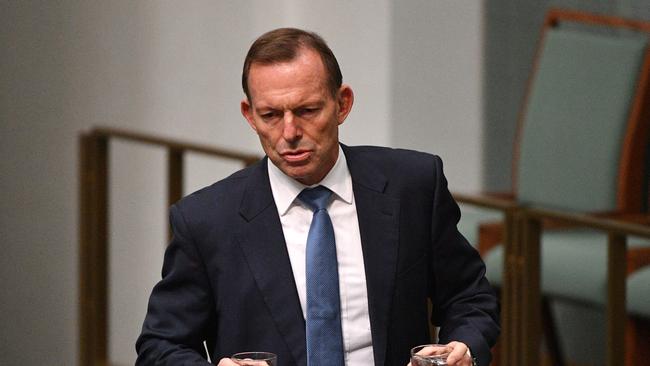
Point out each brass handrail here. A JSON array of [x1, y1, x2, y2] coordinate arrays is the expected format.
[[78, 127, 260, 366]]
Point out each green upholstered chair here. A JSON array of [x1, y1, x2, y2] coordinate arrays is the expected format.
[[457, 9, 650, 366], [628, 266, 650, 319]]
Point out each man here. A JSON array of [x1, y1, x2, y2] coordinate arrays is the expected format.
[[136, 28, 499, 366]]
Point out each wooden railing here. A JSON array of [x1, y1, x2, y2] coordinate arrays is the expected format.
[[520, 207, 650, 366], [456, 191, 650, 366], [79, 127, 650, 366], [78, 127, 260, 366]]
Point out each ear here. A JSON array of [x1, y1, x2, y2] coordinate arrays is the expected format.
[[241, 98, 257, 132], [336, 84, 354, 125]]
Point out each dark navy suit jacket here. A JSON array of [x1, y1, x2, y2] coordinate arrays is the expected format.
[[136, 145, 499, 366]]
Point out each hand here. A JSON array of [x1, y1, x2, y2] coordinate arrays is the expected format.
[[407, 341, 473, 366], [217, 357, 270, 366], [443, 341, 473, 365], [217, 358, 239, 366]]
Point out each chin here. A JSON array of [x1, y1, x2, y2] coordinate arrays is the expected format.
[[285, 169, 317, 185], [279, 163, 312, 178], [286, 170, 311, 182]]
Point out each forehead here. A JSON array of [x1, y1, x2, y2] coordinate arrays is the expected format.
[[247, 50, 330, 105]]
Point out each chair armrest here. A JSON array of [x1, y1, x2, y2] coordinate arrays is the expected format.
[[595, 212, 650, 225], [585, 212, 650, 274], [470, 204, 650, 270], [525, 208, 650, 274]]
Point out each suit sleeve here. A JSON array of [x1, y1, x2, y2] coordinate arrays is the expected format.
[[135, 204, 215, 366], [428, 156, 500, 366]]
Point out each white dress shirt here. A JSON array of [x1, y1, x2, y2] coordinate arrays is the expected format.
[[267, 146, 375, 366]]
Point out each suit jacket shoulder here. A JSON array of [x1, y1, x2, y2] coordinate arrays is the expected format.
[[343, 144, 444, 197]]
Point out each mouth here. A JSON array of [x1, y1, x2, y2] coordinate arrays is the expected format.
[[281, 150, 311, 163]]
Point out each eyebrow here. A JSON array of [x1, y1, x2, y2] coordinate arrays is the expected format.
[[254, 100, 325, 113]]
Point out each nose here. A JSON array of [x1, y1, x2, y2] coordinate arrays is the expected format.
[[282, 111, 302, 142]]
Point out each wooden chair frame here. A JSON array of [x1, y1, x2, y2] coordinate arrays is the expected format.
[[511, 9, 650, 214], [456, 8, 650, 366], [514, 10, 650, 366]]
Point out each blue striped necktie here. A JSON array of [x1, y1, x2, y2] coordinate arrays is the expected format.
[[299, 186, 344, 366]]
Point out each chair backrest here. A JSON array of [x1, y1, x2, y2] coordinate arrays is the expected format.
[[514, 9, 650, 213]]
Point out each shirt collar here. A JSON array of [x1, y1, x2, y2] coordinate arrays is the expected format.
[[268, 145, 353, 216]]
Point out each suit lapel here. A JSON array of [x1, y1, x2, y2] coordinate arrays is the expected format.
[[343, 146, 401, 366], [236, 159, 307, 366]]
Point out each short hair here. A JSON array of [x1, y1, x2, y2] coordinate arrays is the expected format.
[[242, 28, 343, 101]]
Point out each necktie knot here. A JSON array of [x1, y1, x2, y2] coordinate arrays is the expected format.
[[299, 186, 332, 212]]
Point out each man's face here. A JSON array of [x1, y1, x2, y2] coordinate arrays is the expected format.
[[241, 49, 354, 186]]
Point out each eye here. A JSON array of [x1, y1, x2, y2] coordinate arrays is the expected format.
[[260, 111, 280, 121], [296, 107, 319, 117]]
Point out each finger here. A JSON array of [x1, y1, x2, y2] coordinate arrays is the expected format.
[[415, 345, 448, 356], [217, 358, 240, 366], [414, 345, 430, 355], [447, 354, 472, 366], [230, 359, 269, 366], [444, 341, 468, 365]]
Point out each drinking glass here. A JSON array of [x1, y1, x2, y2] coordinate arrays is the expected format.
[[231, 351, 277, 366], [410, 344, 452, 366]]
